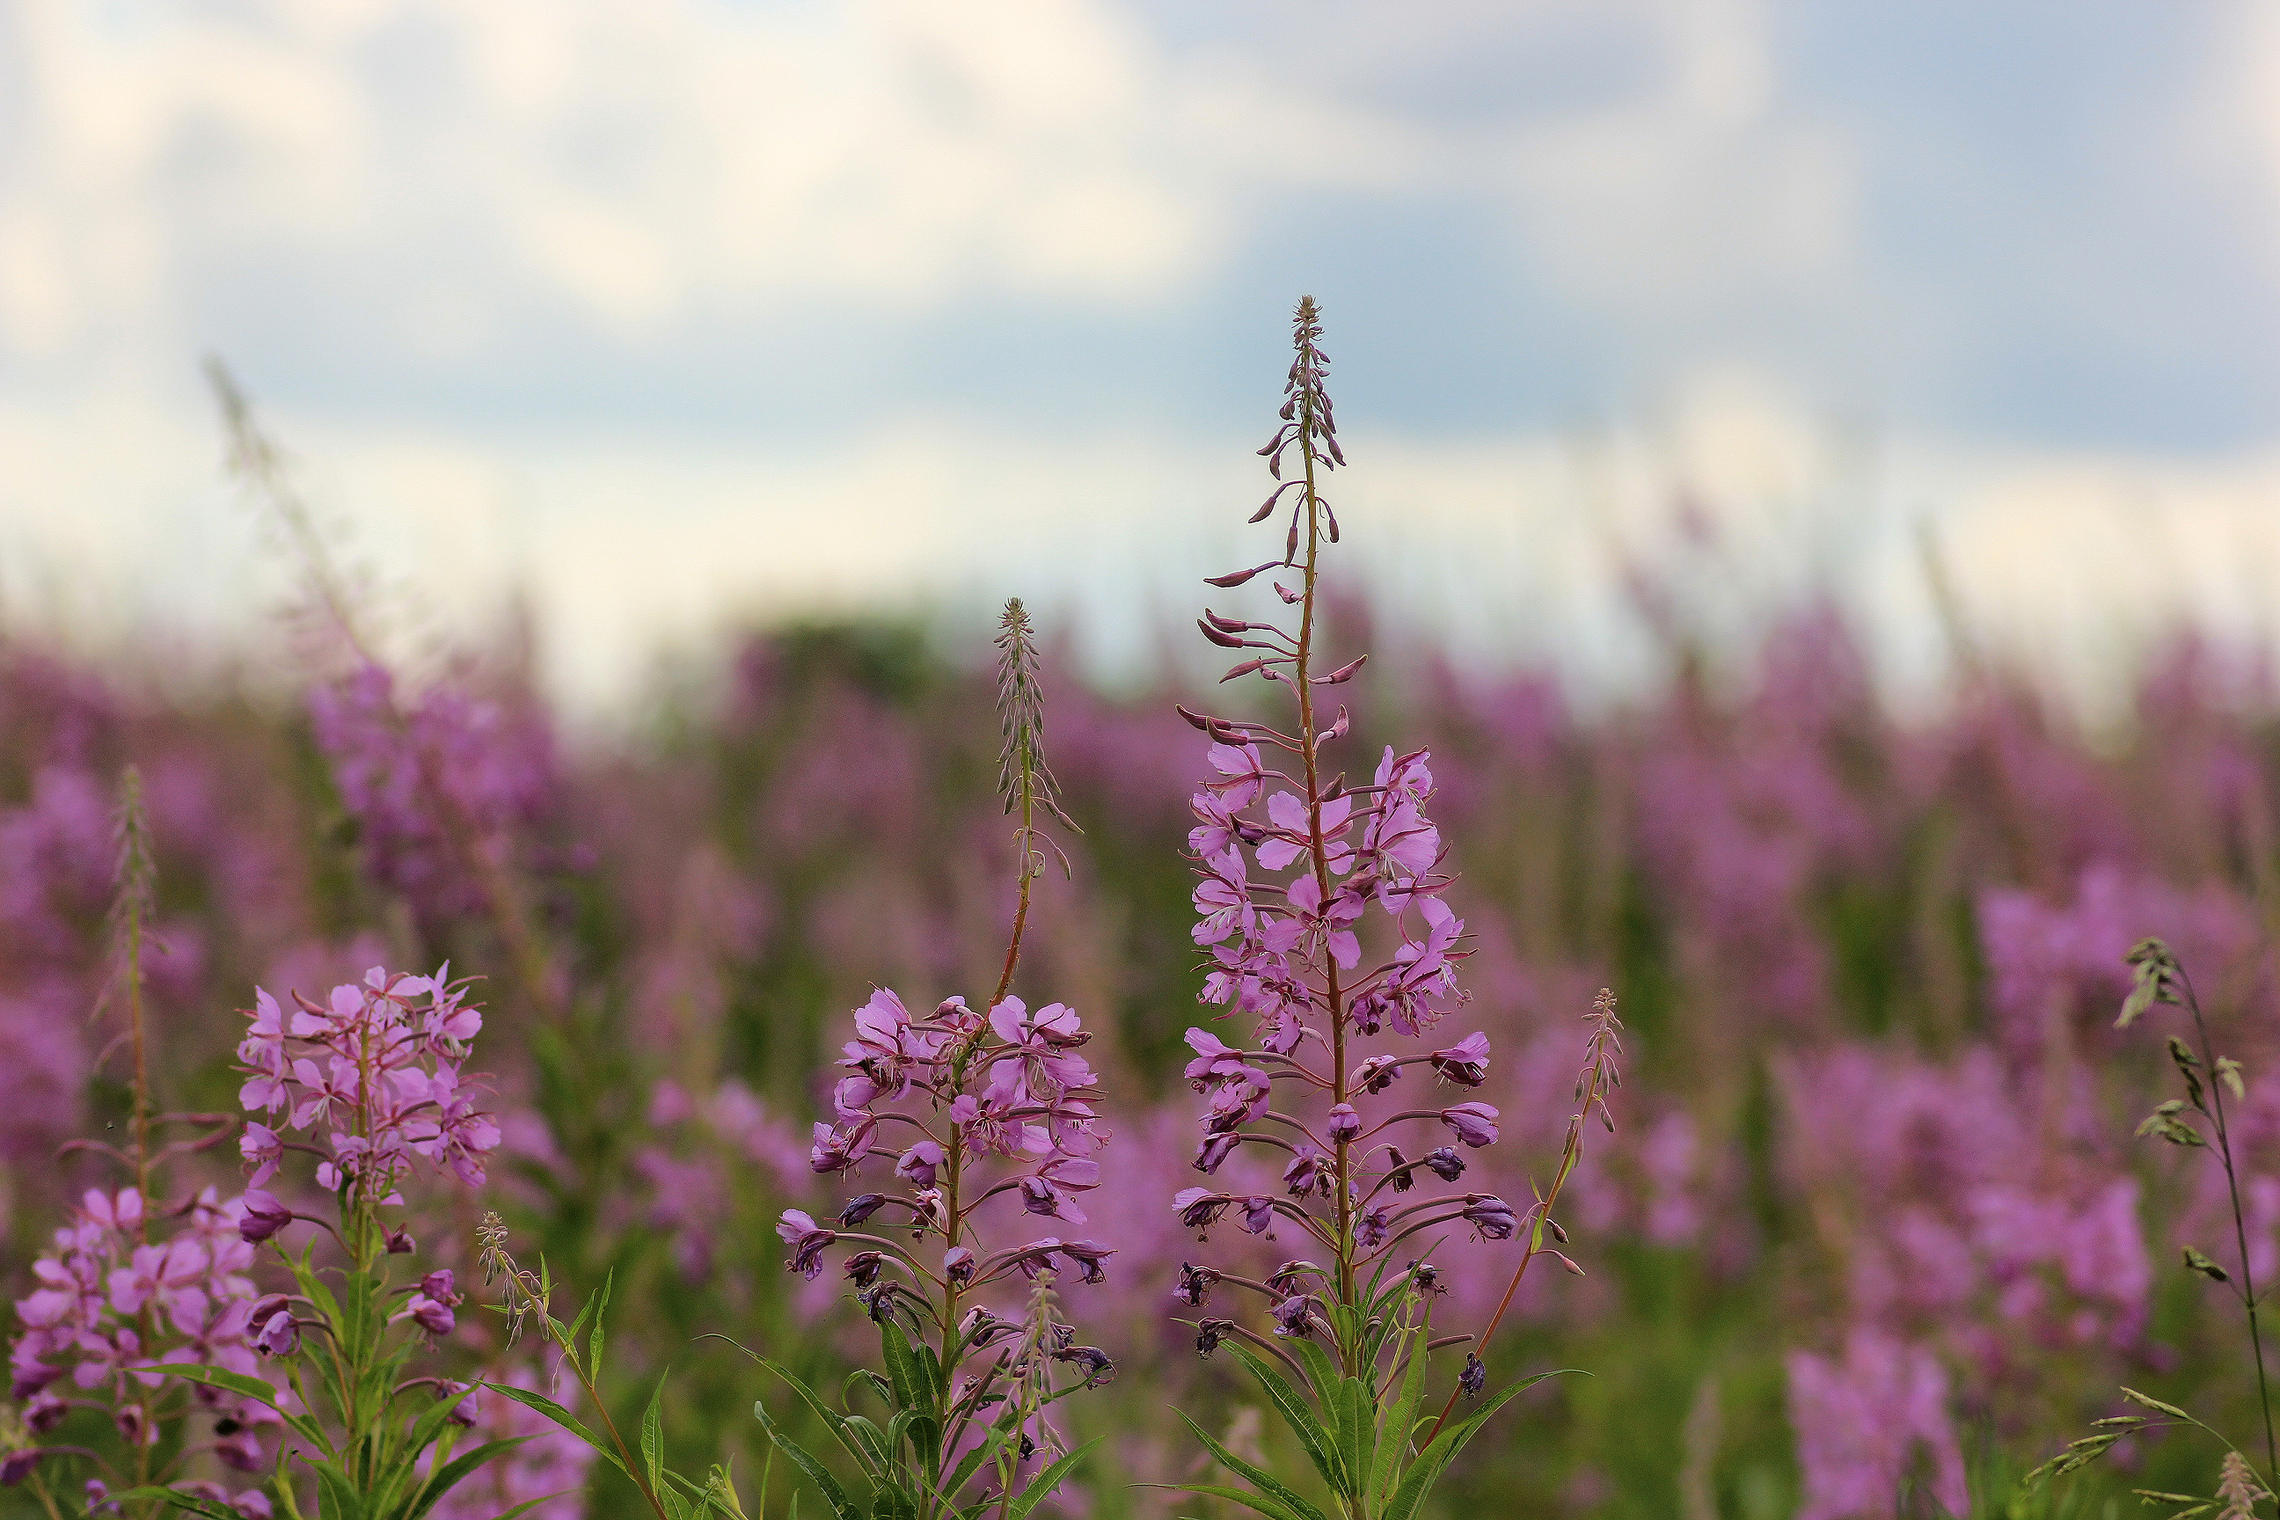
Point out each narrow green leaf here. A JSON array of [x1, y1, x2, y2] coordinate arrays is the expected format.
[[1163, 1484, 1318, 1520], [480, 1380, 631, 1479], [1226, 1344, 1343, 1494], [753, 1404, 862, 1520], [642, 1370, 670, 1488], [405, 1437, 537, 1520], [755, 1359, 878, 1475], [1006, 1440, 1101, 1520], [101, 1487, 246, 1520], [1174, 1412, 1331, 1520], [588, 1269, 616, 1377]]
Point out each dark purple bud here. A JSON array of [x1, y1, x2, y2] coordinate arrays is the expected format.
[[1058, 1240, 1113, 1285], [1409, 1260, 1443, 1295], [1238, 1197, 1276, 1234], [384, 1226, 417, 1255], [944, 1247, 976, 1287], [0, 1449, 41, 1486], [239, 1189, 293, 1244], [1174, 1187, 1229, 1234], [1386, 1147, 1415, 1192], [407, 1295, 456, 1338], [1175, 1262, 1219, 1307], [1424, 1146, 1465, 1181], [1356, 1056, 1399, 1094], [22, 1395, 65, 1434], [839, 1193, 889, 1226], [1193, 1132, 1240, 1173], [1195, 1318, 1233, 1357], [115, 1403, 152, 1446], [215, 1431, 265, 1473], [419, 1270, 460, 1305], [1459, 1353, 1487, 1399], [1281, 1145, 1329, 1196], [1271, 1294, 1320, 1339], [1326, 1104, 1361, 1144], [843, 1251, 885, 1288], [252, 1307, 299, 1358], [1463, 1195, 1518, 1240], [1440, 1103, 1499, 1148], [1358, 1206, 1389, 1249]]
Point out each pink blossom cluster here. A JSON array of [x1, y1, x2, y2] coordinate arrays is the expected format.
[[1787, 1329, 1969, 1520], [308, 662, 559, 918], [235, 967, 503, 1231], [9, 1185, 276, 1497], [780, 987, 1115, 1335]]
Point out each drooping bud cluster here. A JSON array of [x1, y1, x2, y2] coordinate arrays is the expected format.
[[236, 967, 502, 1244], [1170, 297, 1515, 1367]]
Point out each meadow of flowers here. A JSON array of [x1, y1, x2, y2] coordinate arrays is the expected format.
[[5, 303, 2280, 1519]]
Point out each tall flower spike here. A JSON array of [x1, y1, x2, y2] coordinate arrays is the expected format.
[[764, 600, 1113, 1519]]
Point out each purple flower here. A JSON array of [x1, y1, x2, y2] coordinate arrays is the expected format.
[[775, 1211, 835, 1281], [1428, 1033, 1490, 1087], [1270, 1294, 1321, 1339], [1326, 1103, 1361, 1144], [1462, 1196, 1518, 1240], [238, 1190, 293, 1244], [1459, 1353, 1486, 1399], [1423, 1147, 1466, 1181], [1282, 1145, 1330, 1196], [1440, 1103, 1499, 1149], [895, 1141, 943, 1187]]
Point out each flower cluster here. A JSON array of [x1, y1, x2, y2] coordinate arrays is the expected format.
[[1169, 297, 1518, 1367], [309, 662, 558, 920], [8, 1185, 276, 1500], [785, 988, 1115, 1328], [236, 966, 502, 1236]]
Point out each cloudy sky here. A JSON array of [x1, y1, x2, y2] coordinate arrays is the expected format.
[[4, 0, 2279, 711]]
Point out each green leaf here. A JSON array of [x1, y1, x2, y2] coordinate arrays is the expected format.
[[588, 1269, 616, 1377], [641, 1370, 670, 1489], [101, 1487, 249, 1520], [1332, 1376, 1373, 1499], [1225, 1344, 1343, 1495], [1371, 1329, 1431, 1510], [405, 1437, 537, 1520], [1174, 1412, 1330, 1520], [756, 1363, 882, 1476], [480, 1380, 631, 1480], [1005, 1440, 1101, 1520], [1383, 1375, 1562, 1520], [1163, 1484, 1322, 1520], [147, 1363, 331, 1455], [754, 1403, 863, 1520]]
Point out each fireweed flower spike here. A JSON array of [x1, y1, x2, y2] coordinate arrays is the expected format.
[[39, 966, 528, 1518], [1166, 299, 1607, 1520], [3, 771, 273, 1513], [754, 602, 1112, 1520]]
